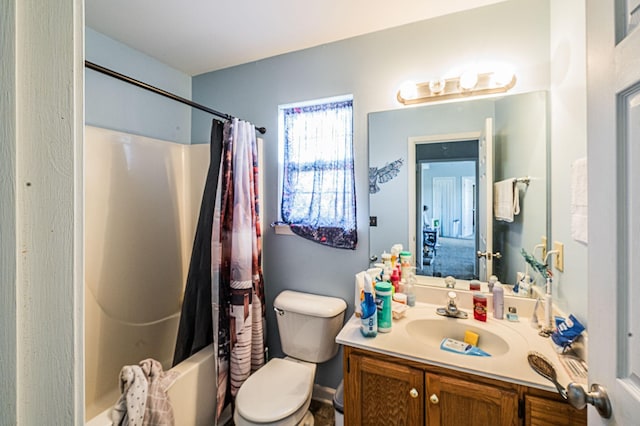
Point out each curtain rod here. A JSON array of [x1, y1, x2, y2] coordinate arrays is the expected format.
[[85, 60, 267, 134]]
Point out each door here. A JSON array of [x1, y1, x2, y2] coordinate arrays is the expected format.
[[461, 176, 475, 238], [587, 0, 640, 422], [478, 117, 493, 281], [432, 176, 456, 237]]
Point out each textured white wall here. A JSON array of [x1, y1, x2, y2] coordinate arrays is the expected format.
[[1, 1, 18, 422], [1, 0, 84, 423]]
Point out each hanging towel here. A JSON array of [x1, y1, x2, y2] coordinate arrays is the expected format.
[[111, 359, 179, 426], [571, 157, 588, 243], [494, 178, 520, 222]]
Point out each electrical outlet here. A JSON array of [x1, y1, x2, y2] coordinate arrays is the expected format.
[[554, 241, 564, 271], [541, 236, 547, 260]]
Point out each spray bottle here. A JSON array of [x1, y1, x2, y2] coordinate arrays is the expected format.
[[360, 275, 378, 337]]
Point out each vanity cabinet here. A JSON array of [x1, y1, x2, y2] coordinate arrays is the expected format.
[[425, 372, 519, 425], [523, 390, 587, 426], [343, 346, 586, 426], [345, 351, 424, 425]]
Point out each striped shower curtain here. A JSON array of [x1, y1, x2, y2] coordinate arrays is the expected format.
[[211, 118, 265, 421]]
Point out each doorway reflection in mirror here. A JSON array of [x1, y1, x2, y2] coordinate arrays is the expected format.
[[418, 155, 477, 280]]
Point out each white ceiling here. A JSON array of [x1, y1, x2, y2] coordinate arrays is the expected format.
[[85, 0, 505, 76]]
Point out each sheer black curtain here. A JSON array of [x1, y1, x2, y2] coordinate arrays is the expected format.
[[173, 119, 224, 365]]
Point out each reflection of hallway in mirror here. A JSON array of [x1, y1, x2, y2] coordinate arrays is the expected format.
[[419, 236, 476, 280]]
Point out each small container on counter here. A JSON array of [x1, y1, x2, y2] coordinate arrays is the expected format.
[[375, 281, 393, 332], [399, 251, 413, 279], [473, 292, 487, 322]]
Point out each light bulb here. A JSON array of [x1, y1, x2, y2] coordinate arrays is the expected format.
[[399, 81, 418, 100], [493, 69, 515, 87], [429, 78, 446, 94], [459, 71, 478, 90]]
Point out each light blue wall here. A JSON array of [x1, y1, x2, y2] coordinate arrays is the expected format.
[[193, 0, 551, 388], [85, 27, 192, 144]]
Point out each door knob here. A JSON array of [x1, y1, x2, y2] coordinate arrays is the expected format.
[[566, 383, 612, 419], [429, 394, 439, 404], [409, 388, 419, 398], [477, 251, 502, 260]]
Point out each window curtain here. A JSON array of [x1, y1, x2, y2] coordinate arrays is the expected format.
[[281, 100, 357, 249], [211, 118, 265, 421]]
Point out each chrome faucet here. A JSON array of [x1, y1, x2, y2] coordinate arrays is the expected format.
[[436, 291, 468, 319]]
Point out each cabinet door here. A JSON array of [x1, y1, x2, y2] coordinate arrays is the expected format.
[[425, 373, 518, 426], [524, 394, 586, 426], [345, 352, 424, 426]]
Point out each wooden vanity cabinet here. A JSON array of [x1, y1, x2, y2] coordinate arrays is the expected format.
[[343, 346, 586, 426], [425, 372, 519, 425], [523, 388, 587, 426], [345, 350, 424, 425]]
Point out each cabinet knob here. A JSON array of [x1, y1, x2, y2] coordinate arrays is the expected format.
[[409, 388, 419, 398], [429, 394, 439, 404]]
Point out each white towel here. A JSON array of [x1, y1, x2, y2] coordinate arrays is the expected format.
[[494, 178, 520, 222], [571, 157, 588, 243], [111, 359, 179, 426]]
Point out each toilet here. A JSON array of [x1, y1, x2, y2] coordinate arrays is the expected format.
[[234, 290, 347, 426]]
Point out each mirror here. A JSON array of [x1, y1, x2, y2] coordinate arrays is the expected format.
[[369, 91, 548, 293]]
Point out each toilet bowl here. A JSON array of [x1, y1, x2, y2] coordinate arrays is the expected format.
[[233, 358, 316, 426], [233, 290, 347, 426]]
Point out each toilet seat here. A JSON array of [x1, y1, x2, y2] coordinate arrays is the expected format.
[[235, 358, 315, 425]]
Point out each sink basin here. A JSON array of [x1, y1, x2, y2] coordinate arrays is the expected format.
[[405, 319, 510, 356]]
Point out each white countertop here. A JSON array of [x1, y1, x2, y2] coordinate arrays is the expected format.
[[336, 300, 576, 394]]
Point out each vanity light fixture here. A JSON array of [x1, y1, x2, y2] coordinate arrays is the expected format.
[[397, 70, 516, 105]]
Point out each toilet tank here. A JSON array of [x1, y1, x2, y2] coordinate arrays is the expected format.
[[274, 290, 347, 363]]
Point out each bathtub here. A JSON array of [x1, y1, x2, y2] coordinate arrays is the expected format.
[[86, 344, 217, 426]]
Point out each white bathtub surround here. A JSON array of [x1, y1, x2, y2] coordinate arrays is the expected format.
[[85, 126, 208, 419]]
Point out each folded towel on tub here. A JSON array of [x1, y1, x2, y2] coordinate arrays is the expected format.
[[111, 358, 179, 426]]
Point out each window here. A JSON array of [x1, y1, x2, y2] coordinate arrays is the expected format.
[[278, 95, 357, 249]]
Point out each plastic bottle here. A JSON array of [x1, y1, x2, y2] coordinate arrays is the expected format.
[[400, 251, 412, 279], [390, 268, 400, 293], [405, 273, 416, 307], [360, 275, 378, 337], [381, 252, 392, 270], [375, 281, 393, 333], [488, 275, 498, 293], [493, 281, 504, 319]]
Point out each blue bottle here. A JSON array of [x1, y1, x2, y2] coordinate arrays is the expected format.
[[360, 276, 377, 337]]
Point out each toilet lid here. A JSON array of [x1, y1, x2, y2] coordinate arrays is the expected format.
[[236, 358, 313, 423]]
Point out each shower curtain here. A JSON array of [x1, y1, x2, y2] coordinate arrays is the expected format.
[[173, 119, 224, 365], [173, 117, 264, 424]]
